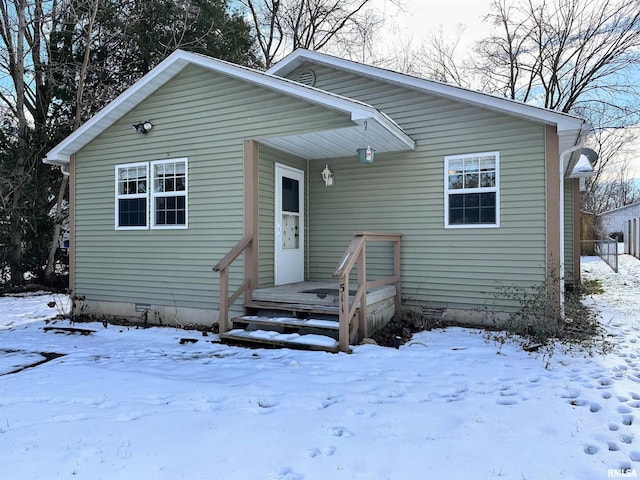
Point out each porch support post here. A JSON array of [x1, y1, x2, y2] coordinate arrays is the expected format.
[[244, 140, 259, 300]]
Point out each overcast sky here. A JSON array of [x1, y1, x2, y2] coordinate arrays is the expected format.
[[376, 0, 640, 180]]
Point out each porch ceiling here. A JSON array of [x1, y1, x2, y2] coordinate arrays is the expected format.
[[261, 116, 416, 160]]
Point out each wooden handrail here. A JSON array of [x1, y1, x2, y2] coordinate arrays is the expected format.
[[213, 234, 253, 272], [213, 234, 254, 334], [333, 232, 402, 352]]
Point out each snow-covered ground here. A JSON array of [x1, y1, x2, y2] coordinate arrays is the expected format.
[[0, 257, 639, 480]]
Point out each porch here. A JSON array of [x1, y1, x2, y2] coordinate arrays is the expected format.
[[214, 231, 402, 353]]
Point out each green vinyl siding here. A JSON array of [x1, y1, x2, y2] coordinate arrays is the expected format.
[[74, 65, 350, 311], [564, 178, 575, 285], [289, 63, 548, 312]]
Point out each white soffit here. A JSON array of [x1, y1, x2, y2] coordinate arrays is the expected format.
[[262, 120, 413, 160]]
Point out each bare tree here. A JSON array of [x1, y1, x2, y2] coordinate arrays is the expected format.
[[0, 0, 55, 284], [240, 0, 381, 68], [474, 0, 640, 124], [413, 24, 472, 87], [582, 126, 640, 214]]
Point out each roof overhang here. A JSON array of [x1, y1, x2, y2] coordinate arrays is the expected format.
[[44, 50, 414, 165], [269, 49, 590, 160]]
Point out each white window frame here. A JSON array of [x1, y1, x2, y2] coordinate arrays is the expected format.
[[114, 158, 188, 231], [444, 151, 500, 229], [115, 161, 149, 231], [151, 158, 189, 230]]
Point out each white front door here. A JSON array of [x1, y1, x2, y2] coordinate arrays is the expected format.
[[275, 163, 304, 285]]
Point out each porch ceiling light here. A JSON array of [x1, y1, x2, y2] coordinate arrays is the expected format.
[[356, 120, 375, 164], [132, 121, 153, 134]]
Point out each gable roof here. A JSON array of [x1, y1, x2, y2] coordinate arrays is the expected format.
[[44, 50, 414, 165], [267, 49, 591, 172]]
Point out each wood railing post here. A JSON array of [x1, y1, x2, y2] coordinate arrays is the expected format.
[[219, 267, 229, 333], [358, 242, 367, 339], [213, 234, 253, 335], [393, 237, 401, 316], [338, 278, 350, 352]]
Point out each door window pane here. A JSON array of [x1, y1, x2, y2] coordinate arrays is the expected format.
[[282, 177, 299, 213], [282, 213, 299, 249]]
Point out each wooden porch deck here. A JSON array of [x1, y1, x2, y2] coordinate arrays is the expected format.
[[251, 281, 396, 308]]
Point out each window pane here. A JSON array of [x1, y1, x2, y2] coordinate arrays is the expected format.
[[464, 173, 479, 188], [119, 198, 146, 227], [464, 208, 480, 224], [481, 192, 496, 206], [480, 172, 495, 187], [448, 159, 464, 174], [282, 177, 299, 213], [449, 194, 464, 208], [480, 157, 495, 170], [165, 178, 175, 192], [465, 193, 480, 207], [448, 174, 463, 189], [481, 207, 496, 223], [449, 207, 463, 224], [464, 157, 479, 172]]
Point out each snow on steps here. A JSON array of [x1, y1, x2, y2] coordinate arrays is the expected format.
[[220, 329, 340, 353], [233, 315, 339, 330]]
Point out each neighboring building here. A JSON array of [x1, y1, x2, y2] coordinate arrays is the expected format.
[[44, 49, 592, 350], [601, 201, 640, 236]]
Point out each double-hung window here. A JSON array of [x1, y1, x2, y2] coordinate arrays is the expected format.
[[445, 152, 499, 228], [115, 158, 188, 230]]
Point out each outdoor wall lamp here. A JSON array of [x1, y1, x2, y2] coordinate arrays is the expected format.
[[132, 121, 153, 134], [322, 164, 334, 187]]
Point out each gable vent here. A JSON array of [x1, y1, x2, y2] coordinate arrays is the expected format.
[[297, 69, 316, 87]]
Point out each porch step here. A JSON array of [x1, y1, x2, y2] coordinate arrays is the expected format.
[[220, 329, 340, 353], [233, 315, 339, 331], [244, 300, 340, 316]]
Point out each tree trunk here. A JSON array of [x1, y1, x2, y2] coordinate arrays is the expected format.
[[44, 174, 68, 282]]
